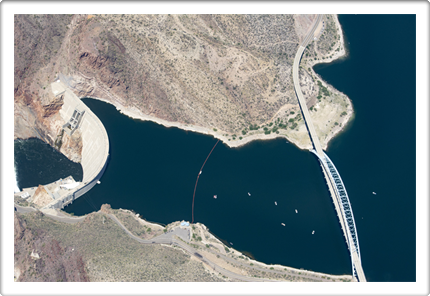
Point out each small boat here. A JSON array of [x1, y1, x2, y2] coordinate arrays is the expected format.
[[248, 192, 251, 196], [230, 242, 233, 245], [312, 230, 315, 234], [199, 171, 202, 175], [372, 192, 377, 195], [295, 209, 298, 213], [274, 201, 277, 206], [97, 181, 101, 184], [281, 223, 285, 226], [213, 195, 217, 199]]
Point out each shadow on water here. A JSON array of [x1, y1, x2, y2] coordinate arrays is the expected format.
[[14, 15, 416, 282], [14, 138, 83, 189]]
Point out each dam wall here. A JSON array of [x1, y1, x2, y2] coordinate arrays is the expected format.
[[43, 80, 110, 210]]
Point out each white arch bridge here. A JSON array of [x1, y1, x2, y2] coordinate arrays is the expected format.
[[291, 14, 366, 281], [311, 151, 366, 282]]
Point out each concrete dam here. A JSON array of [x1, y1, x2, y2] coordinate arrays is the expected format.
[[17, 79, 110, 210]]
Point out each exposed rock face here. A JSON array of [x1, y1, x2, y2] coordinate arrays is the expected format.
[[41, 93, 64, 118], [14, 212, 89, 282], [31, 185, 53, 208], [100, 203, 112, 214], [14, 14, 350, 159]]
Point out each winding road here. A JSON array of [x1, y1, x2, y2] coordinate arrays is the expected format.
[[15, 202, 346, 282], [13, 14, 358, 283], [291, 15, 366, 282]]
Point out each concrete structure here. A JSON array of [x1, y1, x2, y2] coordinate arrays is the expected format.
[[292, 15, 366, 282], [62, 108, 85, 136], [38, 79, 110, 210]]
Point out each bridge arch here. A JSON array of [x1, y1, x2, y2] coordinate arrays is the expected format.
[[311, 150, 362, 279]]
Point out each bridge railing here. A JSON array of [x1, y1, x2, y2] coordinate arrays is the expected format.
[[311, 150, 362, 279], [322, 152, 361, 258]]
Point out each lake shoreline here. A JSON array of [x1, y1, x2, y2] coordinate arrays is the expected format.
[[83, 15, 350, 152], [24, 203, 353, 280]]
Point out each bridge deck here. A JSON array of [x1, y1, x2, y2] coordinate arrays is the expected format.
[[292, 15, 366, 282]]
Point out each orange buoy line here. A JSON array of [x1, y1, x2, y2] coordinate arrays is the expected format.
[[192, 139, 220, 223]]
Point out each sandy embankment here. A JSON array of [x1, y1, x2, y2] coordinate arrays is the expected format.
[[305, 15, 354, 150], [85, 96, 313, 150]]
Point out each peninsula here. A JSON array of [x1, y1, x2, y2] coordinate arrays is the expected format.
[[14, 14, 351, 159], [14, 14, 354, 282]]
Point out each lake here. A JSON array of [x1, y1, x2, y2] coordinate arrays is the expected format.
[[14, 15, 416, 282]]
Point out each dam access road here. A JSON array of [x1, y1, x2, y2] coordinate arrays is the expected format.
[[292, 15, 366, 282], [14, 204, 350, 282]]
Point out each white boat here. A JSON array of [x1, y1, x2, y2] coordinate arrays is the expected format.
[[372, 192, 377, 195], [281, 223, 285, 226], [199, 171, 202, 175], [312, 230, 315, 235], [274, 201, 277, 205], [295, 209, 298, 213], [213, 195, 217, 199], [230, 242, 233, 245], [97, 181, 101, 184], [248, 192, 251, 196]]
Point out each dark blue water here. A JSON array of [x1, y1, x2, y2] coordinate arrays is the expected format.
[[14, 15, 416, 281], [314, 15, 416, 282], [14, 138, 83, 189], [61, 99, 351, 275]]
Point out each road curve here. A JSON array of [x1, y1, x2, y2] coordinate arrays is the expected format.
[[15, 205, 341, 281], [291, 15, 366, 282], [107, 214, 280, 282], [15, 204, 86, 224], [292, 14, 324, 155]]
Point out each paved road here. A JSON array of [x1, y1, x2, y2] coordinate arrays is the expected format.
[[200, 245, 338, 282], [107, 214, 281, 282], [15, 204, 86, 224], [14, 204, 36, 214], [291, 15, 366, 282], [15, 204, 337, 281], [292, 14, 324, 156]]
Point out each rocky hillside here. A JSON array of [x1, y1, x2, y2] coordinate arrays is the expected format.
[[14, 210, 224, 282], [14, 211, 89, 282], [14, 14, 351, 159]]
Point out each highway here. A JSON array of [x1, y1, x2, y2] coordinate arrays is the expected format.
[[291, 15, 366, 282]]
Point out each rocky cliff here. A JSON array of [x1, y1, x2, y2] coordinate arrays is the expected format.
[[14, 14, 351, 161]]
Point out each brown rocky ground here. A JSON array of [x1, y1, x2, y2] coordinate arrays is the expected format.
[[14, 206, 352, 282], [14, 14, 352, 159], [14, 209, 224, 282], [14, 211, 89, 282], [13, 14, 354, 282]]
